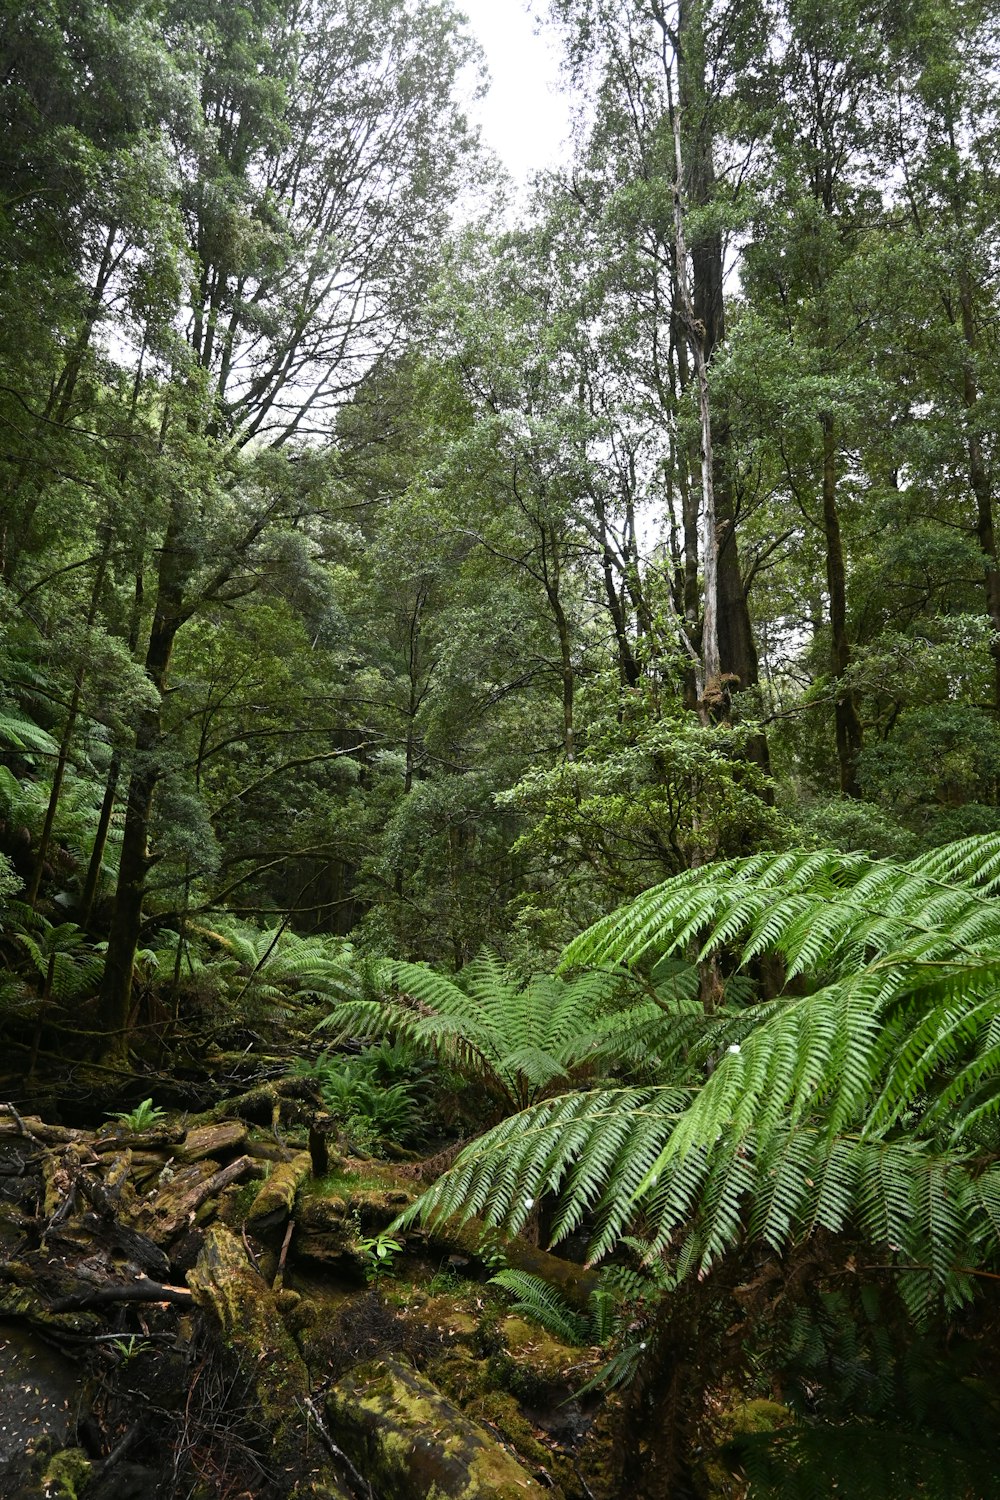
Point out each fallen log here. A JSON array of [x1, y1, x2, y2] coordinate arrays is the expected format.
[[187, 1224, 314, 1476], [129, 1155, 256, 1244], [422, 1215, 602, 1311], [0, 1107, 87, 1145], [245, 1150, 313, 1230], [174, 1120, 248, 1163]]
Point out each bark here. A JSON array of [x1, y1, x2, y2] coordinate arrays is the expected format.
[[676, 0, 770, 773], [669, 71, 719, 714], [187, 1224, 315, 1477], [821, 417, 863, 797], [540, 538, 577, 765], [958, 274, 1000, 715], [594, 492, 641, 688], [28, 533, 113, 906], [97, 507, 192, 1054], [81, 564, 144, 928]]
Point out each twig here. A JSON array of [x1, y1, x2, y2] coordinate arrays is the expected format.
[[303, 1395, 374, 1499], [0, 1102, 44, 1144], [273, 1220, 294, 1291]]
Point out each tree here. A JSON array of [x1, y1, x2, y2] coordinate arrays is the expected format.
[[91, 0, 480, 1054]]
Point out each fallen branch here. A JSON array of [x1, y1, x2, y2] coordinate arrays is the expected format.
[[50, 1277, 194, 1311]]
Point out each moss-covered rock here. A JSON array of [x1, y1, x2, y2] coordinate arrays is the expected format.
[[41, 1447, 92, 1499], [698, 1396, 792, 1498], [487, 1315, 598, 1405], [326, 1358, 552, 1500]]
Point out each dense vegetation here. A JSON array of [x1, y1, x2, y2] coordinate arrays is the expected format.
[[2, 0, 1000, 1495]]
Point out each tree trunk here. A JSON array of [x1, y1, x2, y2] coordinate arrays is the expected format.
[[81, 565, 145, 929], [676, 0, 769, 770], [958, 274, 1000, 715], [28, 534, 113, 906], [97, 508, 192, 1056], [821, 416, 863, 797]]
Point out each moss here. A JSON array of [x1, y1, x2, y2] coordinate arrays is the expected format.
[[244, 1150, 313, 1227], [326, 1358, 551, 1499], [187, 1225, 311, 1472], [41, 1448, 91, 1499], [400, 1292, 480, 1343], [483, 1315, 599, 1405], [729, 1398, 790, 1434], [306, 1162, 407, 1197], [698, 1395, 792, 1498]]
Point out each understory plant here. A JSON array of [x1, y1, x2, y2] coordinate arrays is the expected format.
[[396, 835, 1000, 1494], [295, 1039, 432, 1150], [318, 949, 691, 1120]]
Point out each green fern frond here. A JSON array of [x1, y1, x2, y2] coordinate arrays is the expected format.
[[489, 1269, 588, 1342], [403, 837, 1000, 1310], [0, 710, 58, 756]]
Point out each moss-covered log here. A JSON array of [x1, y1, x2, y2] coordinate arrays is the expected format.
[[174, 1120, 248, 1162], [188, 1225, 312, 1469], [128, 1155, 256, 1244], [326, 1358, 553, 1500], [245, 1150, 313, 1229]]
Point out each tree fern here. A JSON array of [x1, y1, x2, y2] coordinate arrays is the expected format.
[[401, 837, 1000, 1310], [319, 951, 681, 1115]]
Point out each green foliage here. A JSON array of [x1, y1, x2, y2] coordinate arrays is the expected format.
[[105, 1099, 166, 1131], [294, 1041, 432, 1150], [404, 836, 1000, 1317], [356, 1232, 403, 1285], [489, 1269, 592, 1343], [489, 1263, 663, 1397], [319, 950, 679, 1117], [198, 920, 359, 1014], [0, 853, 21, 909], [12, 916, 103, 1003]]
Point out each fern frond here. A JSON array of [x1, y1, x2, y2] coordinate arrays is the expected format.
[[489, 1269, 587, 1343]]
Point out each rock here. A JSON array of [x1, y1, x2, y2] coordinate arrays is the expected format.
[[326, 1357, 552, 1500], [489, 1316, 603, 1407], [0, 1322, 90, 1495]]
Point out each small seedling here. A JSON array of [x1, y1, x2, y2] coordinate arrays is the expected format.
[[105, 1098, 167, 1131], [357, 1232, 403, 1285], [110, 1335, 152, 1365]]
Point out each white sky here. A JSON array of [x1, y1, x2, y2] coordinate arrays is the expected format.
[[457, 0, 573, 186]]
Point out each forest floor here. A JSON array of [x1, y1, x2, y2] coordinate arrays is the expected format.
[[0, 1009, 662, 1500]]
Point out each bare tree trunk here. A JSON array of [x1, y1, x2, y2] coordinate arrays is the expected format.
[[669, 77, 719, 718], [81, 566, 145, 929], [27, 532, 112, 905], [676, 0, 769, 770], [957, 274, 1000, 715], [821, 416, 863, 796]]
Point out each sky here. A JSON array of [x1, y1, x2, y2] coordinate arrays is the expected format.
[[457, 0, 574, 187]]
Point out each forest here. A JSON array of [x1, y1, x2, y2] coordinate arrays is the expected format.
[[1, 0, 1000, 1496]]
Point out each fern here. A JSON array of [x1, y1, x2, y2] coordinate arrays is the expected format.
[[402, 837, 1000, 1309], [489, 1269, 590, 1343], [319, 951, 675, 1115], [0, 710, 57, 756]]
